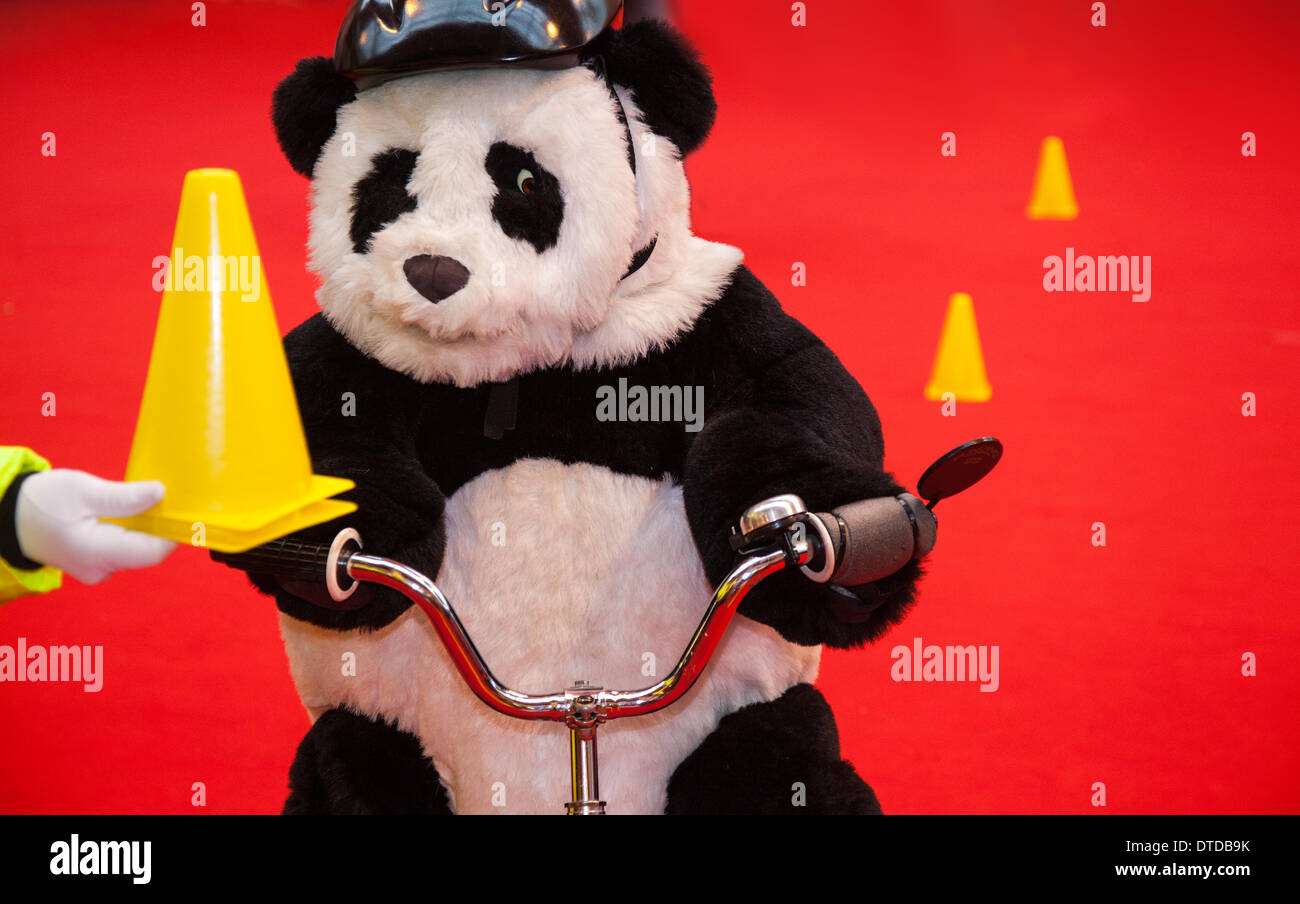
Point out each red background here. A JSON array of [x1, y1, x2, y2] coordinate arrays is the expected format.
[[1, 0, 1297, 814]]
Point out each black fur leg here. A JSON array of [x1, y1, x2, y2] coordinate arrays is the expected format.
[[665, 684, 882, 815], [283, 707, 452, 815]]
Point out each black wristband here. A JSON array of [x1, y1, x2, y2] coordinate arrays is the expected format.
[[896, 494, 922, 560], [0, 470, 44, 571]]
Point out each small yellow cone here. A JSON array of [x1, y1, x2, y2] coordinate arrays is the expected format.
[[1025, 136, 1078, 220], [110, 168, 355, 552], [924, 293, 992, 402]]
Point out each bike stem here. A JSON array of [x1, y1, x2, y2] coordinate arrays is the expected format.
[[565, 695, 604, 815]]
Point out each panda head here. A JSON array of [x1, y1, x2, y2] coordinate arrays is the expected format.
[[271, 21, 732, 387]]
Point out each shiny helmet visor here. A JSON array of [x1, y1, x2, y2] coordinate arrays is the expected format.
[[335, 0, 624, 89]]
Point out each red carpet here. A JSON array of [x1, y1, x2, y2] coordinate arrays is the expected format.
[[1, 0, 1296, 814]]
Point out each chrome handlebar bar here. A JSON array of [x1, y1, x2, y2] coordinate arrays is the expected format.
[[345, 540, 800, 726], [337, 509, 811, 814]]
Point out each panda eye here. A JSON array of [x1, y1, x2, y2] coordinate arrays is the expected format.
[[486, 142, 563, 252]]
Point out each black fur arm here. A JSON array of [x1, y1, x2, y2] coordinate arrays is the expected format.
[[682, 268, 922, 649], [221, 315, 446, 632]]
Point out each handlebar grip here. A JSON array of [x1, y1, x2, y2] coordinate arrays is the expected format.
[[813, 493, 936, 587], [211, 529, 366, 608], [211, 537, 334, 581]]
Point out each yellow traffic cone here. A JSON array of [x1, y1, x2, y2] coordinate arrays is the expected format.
[[110, 168, 355, 552], [1025, 136, 1078, 220], [924, 293, 992, 402]]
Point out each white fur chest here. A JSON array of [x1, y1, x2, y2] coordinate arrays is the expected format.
[[278, 459, 820, 814]]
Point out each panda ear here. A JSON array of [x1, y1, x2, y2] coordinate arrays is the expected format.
[[271, 56, 358, 177], [582, 21, 717, 157]]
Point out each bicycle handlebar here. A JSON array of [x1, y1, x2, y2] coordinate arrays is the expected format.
[[356, 543, 793, 723], [211, 492, 932, 726]]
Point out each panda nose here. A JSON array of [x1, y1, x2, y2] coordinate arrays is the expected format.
[[403, 254, 470, 303]]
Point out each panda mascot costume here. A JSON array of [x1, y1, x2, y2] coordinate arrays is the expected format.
[[236, 0, 936, 815]]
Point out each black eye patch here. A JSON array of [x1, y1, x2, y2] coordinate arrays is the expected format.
[[485, 142, 564, 253], [350, 148, 420, 254]]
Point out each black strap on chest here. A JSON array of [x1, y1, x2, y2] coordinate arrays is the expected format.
[[483, 379, 519, 440]]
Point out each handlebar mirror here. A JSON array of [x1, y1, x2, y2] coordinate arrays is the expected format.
[[916, 436, 1003, 509]]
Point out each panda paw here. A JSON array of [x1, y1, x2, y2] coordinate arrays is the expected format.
[[738, 557, 923, 650], [832, 559, 924, 641]]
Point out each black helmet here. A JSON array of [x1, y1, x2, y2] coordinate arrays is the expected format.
[[335, 0, 624, 90]]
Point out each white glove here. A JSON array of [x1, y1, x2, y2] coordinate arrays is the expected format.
[[14, 470, 177, 584]]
